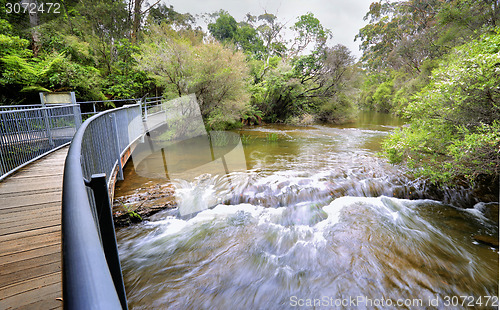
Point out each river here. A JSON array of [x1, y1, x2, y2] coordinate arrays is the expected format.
[[115, 112, 499, 309]]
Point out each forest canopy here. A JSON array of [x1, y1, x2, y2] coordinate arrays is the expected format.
[[0, 1, 358, 128]]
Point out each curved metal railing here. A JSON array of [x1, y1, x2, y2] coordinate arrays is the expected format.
[[0, 104, 81, 181], [62, 104, 144, 309]]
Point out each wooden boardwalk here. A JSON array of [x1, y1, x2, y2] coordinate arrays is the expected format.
[[0, 147, 68, 310]]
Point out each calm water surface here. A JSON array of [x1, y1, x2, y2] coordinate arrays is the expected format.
[[116, 112, 499, 309]]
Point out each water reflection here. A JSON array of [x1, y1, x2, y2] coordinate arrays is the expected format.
[[128, 95, 248, 216]]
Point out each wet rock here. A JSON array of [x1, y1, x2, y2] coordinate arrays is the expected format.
[[482, 202, 499, 224], [113, 183, 176, 227], [473, 235, 499, 248]]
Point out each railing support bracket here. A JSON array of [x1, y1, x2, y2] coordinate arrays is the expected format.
[[86, 173, 128, 310]]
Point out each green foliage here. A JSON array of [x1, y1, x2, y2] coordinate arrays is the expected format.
[[120, 202, 142, 221], [248, 43, 358, 124], [190, 42, 249, 118], [241, 104, 263, 125], [0, 23, 36, 88], [148, 4, 196, 29], [383, 32, 500, 183], [207, 10, 265, 58], [1, 3, 358, 127], [103, 39, 152, 98], [250, 66, 301, 122], [208, 10, 238, 42], [316, 93, 357, 124], [266, 133, 278, 142], [290, 12, 332, 56], [236, 24, 265, 58], [356, 0, 498, 116], [206, 107, 242, 131], [37, 53, 105, 99], [138, 27, 249, 130], [240, 134, 252, 145], [371, 80, 393, 113]]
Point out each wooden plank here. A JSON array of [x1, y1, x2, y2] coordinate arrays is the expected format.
[[0, 174, 62, 184], [0, 261, 60, 289], [0, 230, 60, 256], [0, 147, 66, 309], [0, 184, 61, 194], [11, 158, 65, 169], [0, 225, 60, 243], [12, 164, 65, 175], [0, 252, 59, 278], [0, 202, 60, 214], [0, 272, 61, 302], [18, 286, 63, 310], [0, 219, 60, 236], [0, 176, 62, 194], [0, 192, 61, 209], [8, 172, 63, 180], [0, 244, 60, 266], [0, 208, 60, 225], [0, 215, 59, 231], [0, 188, 61, 199], [8, 285, 63, 310]]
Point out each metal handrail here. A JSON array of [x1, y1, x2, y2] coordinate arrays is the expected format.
[[62, 104, 144, 309], [61, 96, 180, 309], [77, 98, 141, 118], [0, 104, 81, 181]]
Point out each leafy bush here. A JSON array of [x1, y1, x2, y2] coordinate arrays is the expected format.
[[383, 31, 500, 183]]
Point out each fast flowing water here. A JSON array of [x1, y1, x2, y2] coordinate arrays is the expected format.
[[116, 112, 499, 309]]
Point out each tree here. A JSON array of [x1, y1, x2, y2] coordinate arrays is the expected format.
[[74, 0, 130, 74], [355, 0, 443, 72], [294, 44, 354, 101], [207, 11, 265, 58], [136, 26, 192, 98], [190, 42, 249, 128], [137, 26, 250, 129], [148, 4, 196, 30], [207, 10, 238, 43], [355, 0, 500, 115], [383, 31, 500, 183], [289, 12, 332, 57], [0, 18, 37, 96], [256, 12, 287, 59], [129, 0, 163, 42], [103, 39, 152, 98]]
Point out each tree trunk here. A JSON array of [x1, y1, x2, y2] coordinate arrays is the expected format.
[[26, 0, 41, 56], [131, 0, 143, 43]]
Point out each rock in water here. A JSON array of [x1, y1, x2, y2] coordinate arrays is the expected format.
[[473, 235, 499, 248]]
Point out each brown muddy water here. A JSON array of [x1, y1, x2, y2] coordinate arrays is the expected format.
[[115, 112, 499, 309]]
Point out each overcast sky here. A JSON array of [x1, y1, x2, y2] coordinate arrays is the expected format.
[[162, 0, 375, 59]]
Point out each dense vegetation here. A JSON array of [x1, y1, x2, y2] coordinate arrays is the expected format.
[[0, 2, 357, 127], [354, 0, 499, 184], [1, 0, 498, 185]]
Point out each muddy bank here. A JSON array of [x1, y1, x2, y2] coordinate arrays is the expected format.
[[113, 182, 176, 227]]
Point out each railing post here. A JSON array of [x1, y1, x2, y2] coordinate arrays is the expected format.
[[86, 173, 128, 310], [73, 104, 82, 130], [41, 107, 55, 147], [0, 113, 7, 175]]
